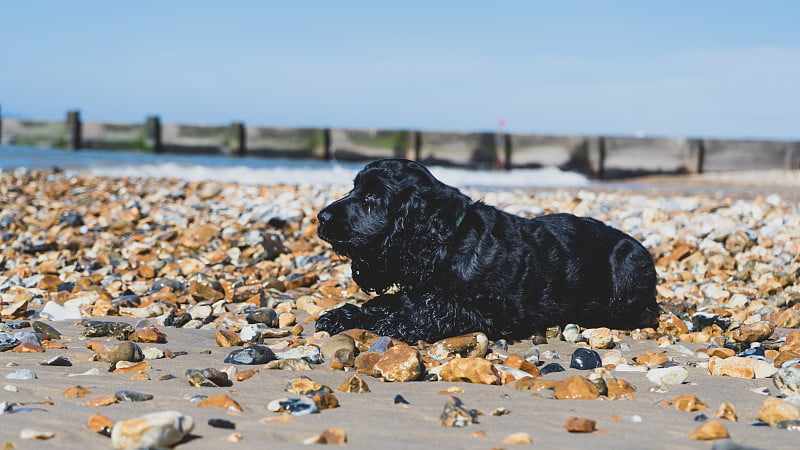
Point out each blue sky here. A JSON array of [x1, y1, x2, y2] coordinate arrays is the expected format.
[[1, 1, 798, 139]]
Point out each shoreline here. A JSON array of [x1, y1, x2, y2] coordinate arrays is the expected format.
[[1, 169, 799, 449]]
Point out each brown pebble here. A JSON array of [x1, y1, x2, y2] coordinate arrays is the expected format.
[[354, 352, 382, 375], [501, 432, 532, 444], [197, 394, 244, 413], [758, 397, 800, 425], [502, 355, 541, 377], [689, 420, 729, 440], [335, 374, 371, 393], [373, 346, 424, 382], [12, 342, 44, 353], [554, 375, 599, 400], [439, 357, 500, 385], [235, 369, 260, 382], [86, 395, 119, 407], [63, 385, 91, 398], [112, 361, 151, 374], [215, 330, 242, 347], [714, 402, 738, 421], [312, 392, 340, 411], [303, 427, 347, 445], [672, 394, 708, 412], [129, 371, 151, 380], [87, 414, 115, 433], [635, 350, 670, 367], [564, 417, 596, 433]]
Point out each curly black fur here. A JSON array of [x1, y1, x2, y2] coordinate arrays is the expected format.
[[315, 159, 659, 343]]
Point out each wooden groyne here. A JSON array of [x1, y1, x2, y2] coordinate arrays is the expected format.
[[1, 108, 798, 178]]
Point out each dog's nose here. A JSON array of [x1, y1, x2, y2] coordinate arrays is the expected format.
[[317, 210, 332, 225]]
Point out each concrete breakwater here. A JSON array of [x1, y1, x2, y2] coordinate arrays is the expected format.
[[1, 108, 798, 178]]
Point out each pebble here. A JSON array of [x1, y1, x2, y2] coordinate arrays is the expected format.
[[540, 363, 565, 375], [690, 420, 730, 440], [373, 346, 424, 382], [303, 427, 347, 445], [439, 357, 500, 385], [185, 368, 232, 387], [32, 321, 62, 339], [223, 345, 277, 365], [335, 374, 371, 393], [20, 429, 55, 440], [115, 390, 154, 402], [40, 355, 72, 366], [275, 345, 322, 364], [588, 327, 616, 349], [569, 348, 603, 370], [715, 402, 738, 421], [90, 341, 144, 364], [320, 333, 357, 360], [554, 375, 599, 400], [267, 397, 319, 416], [440, 396, 479, 427], [501, 432, 532, 444], [773, 365, 800, 401], [758, 397, 800, 425], [709, 356, 777, 379], [564, 417, 597, 433], [562, 324, 583, 343], [646, 366, 688, 386], [111, 410, 194, 449], [428, 332, 489, 359], [5, 369, 37, 380], [208, 418, 236, 429]]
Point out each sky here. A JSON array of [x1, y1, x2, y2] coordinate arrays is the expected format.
[[1, 1, 799, 140]]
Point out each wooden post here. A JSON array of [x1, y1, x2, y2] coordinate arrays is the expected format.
[[312, 128, 331, 160], [404, 130, 421, 161], [586, 136, 606, 178], [145, 116, 162, 153], [0, 104, 3, 146], [492, 132, 512, 170], [688, 138, 705, 173], [227, 122, 246, 156], [66, 110, 81, 150]]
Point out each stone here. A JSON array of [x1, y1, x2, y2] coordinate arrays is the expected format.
[[658, 314, 689, 337], [285, 376, 331, 395], [0, 333, 20, 351], [335, 374, 371, 393], [689, 420, 729, 440], [562, 324, 582, 343], [128, 327, 166, 344], [564, 417, 597, 433], [185, 368, 232, 387], [373, 346, 424, 382], [265, 359, 312, 371], [198, 395, 244, 413], [267, 397, 318, 416], [646, 366, 688, 385], [87, 414, 115, 435], [276, 345, 322, 364], [112, 361, 150, 373], [774, 350, 800, 368], [303, 427, 347, 445], [115, 390, 154, 402], [312, 392, 340, 411], [207, 418, 236, 430], [429, 332, 489, 360], [32, 321, 61, 340], [635, 350, 670, 367], [554, 375, 599, 400], [709, 356, 777, 379], [439, 357, 500, 385], [726, 321, 775, 344], [20, 429, 55, 440], [540, 363, 565, 375], [714, 402, 738, 421], [12, 342, 43, 353], [223, 345, 277, 365], [330, 348, 355, 369], [321, 333, 357, 360], [5, 369, 37, 380], [111, 410, 194, 449], [215, 330, 242, 347], [90, 341, 144, 364], [601, 349, 627, 367], [501, 432, 532, 444], [773, 366, 800, 401], [672, 394, 709, 412], [63, 385, 91, 398], [440, 396, 479, 427], [569, 348, 603, 370], [758, 397, 800, 425], [502, 355, 541, 377], [86, 395, 119, 407], [588, 327, 615, 349], [705, 347, 736, 359], [239, 324, 262, 344]]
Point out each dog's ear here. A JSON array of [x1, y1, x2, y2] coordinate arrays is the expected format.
[[399, 184, 470, 244]]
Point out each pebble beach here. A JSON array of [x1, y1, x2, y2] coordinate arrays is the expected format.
[[2, 167, 800, 449]]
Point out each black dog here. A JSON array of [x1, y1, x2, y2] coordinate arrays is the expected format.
[[315, 159, 659, 344]]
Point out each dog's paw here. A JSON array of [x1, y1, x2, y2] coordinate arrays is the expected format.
[[315, 303, 364, 335]]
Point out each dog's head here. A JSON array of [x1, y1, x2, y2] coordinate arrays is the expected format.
[[317, 159, 470, 292]]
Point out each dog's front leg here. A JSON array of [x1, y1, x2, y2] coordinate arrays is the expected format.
[[368, 296, 489, 344], [315, 294, 408, 335]]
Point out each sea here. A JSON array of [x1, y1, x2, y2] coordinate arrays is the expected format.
[[0, 145, 589, 189]]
